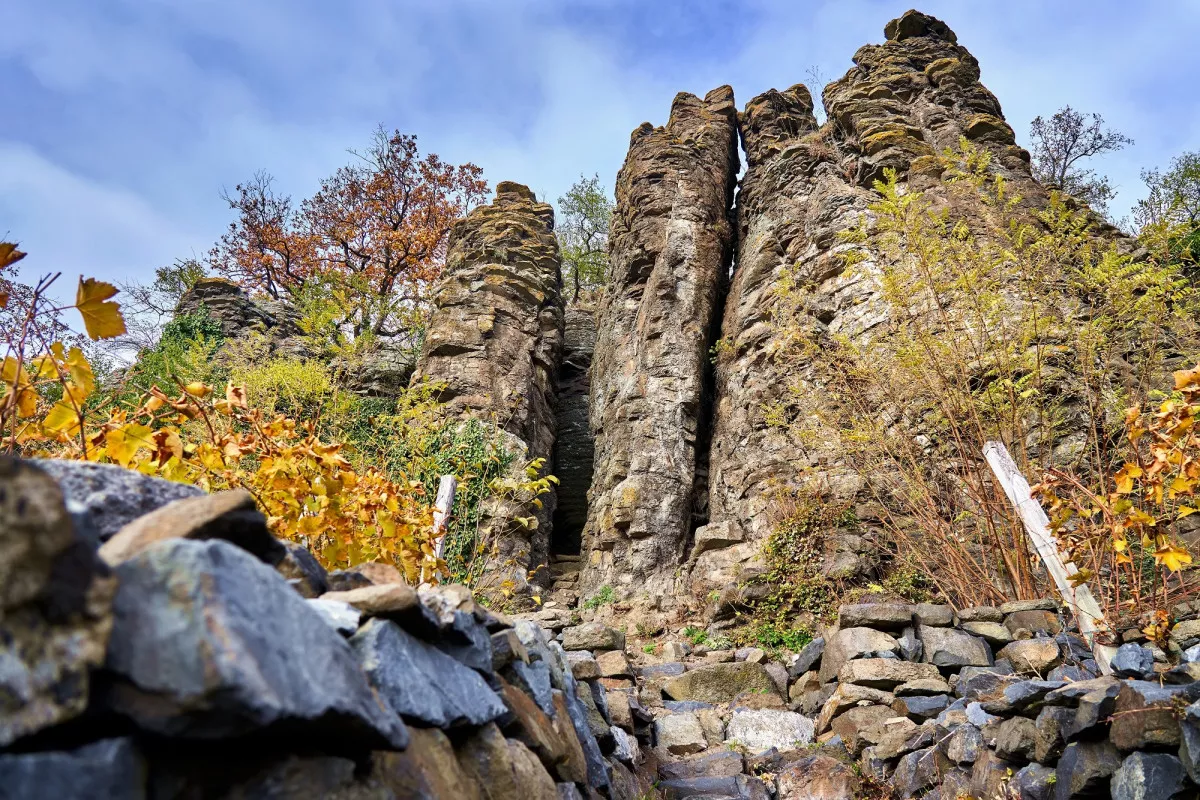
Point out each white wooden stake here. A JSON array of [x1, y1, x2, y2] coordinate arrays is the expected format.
[[983, 441, 1116, 675], [432, 474, 458, 560]]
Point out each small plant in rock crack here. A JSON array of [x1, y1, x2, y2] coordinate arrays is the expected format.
[[582, 584, 615, 610], [681, 626, 711, 646], [642, 644, 656, 654]]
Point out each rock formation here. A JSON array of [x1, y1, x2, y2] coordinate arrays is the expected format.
[[413, 180, 564, 468], [413, 181, 565, 590], [582, 86, 739, 598], [697, 10, 1088, 601], [176, 277, 312, 361]]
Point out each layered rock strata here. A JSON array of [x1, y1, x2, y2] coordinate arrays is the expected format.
[[699, 10, 1069, 599], [551, 306, 597, 556], [582, 86, 740, 597], [413, 181, 565, 588]]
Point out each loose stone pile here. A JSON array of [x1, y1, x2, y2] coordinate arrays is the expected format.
[[0, 458, 649, 799]]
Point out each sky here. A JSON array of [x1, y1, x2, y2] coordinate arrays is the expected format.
[[3, 0, 1199, 303]]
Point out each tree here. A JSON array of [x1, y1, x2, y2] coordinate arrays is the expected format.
[[1136, 150, 1200, 265], [210, 127, 488, 343], [556, 174, 613, 302], [1029, 106, 1133, 217]]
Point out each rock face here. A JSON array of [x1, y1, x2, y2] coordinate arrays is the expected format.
[[176, 276, 309, 359], [413, 181, 565, 585], [696, 8, 1069, 599], [582, 85, 739, 597]]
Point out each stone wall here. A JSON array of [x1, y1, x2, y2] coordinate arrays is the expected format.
[[582, 86, 739, 599], [0, 457, 648, 799]]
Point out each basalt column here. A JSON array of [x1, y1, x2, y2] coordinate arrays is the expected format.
[[413, 181, 564, 588], [582, 86, 739, 598], [701, 10, 1092, 599]]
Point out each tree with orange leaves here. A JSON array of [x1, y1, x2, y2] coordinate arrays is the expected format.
[[210, 127, 487, 343]]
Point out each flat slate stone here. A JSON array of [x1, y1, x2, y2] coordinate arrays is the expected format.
[[918, 624, 991, 669], [788, 637, 825, 677], [838, 603, 914, 631], [351, 616, 505, 728], [306, 598, 362, 636], [106, 539, 407, 749], [0, 738, 146, 800], [725, 709, 814, 755], [1111, 643, 1155, 679], [999, 599, 1059, 614], [1111, 751, 1187, 800]]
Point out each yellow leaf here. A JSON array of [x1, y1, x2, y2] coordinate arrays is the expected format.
[[75, 277, 127, 340], [105, 423, 153, 467], [1181, 506, 1199, 518], [62, 346, 95, 399], [1155, 543, 1193, 573], [42, 401, 82, 437], [1114, 463, 1143, 494], [184, 382, 212, 398], [1176, 367, 1200, 390], [0, 242, 27, 270]]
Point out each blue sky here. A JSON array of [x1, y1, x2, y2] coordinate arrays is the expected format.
[[4, 0, 1199, 301]]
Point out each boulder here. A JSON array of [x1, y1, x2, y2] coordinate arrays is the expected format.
[[913, 603, 954, 627], [918, 624, 992, 669], [830, 704, 894, 757], [837, 658, 940, 689], [373, 727, 482, 800], [658, 750, 745, 780], [1111, 752, 1189, 800], [97, 489, 282, 566], [788, 637, 825, 678], [819, 627, 900, 683], [837, 603, 914, 630], [957, 606, 1004, 623], [724, 709, 814, 754], [505, 660, 555, 716], [1111, 681, 1188, 751], [322, 583, 440, 637], [1011, 763, 1057, 800], [275, 540, 329, 598], [944, 724, 985, 765], [654, 712, 708, 756], [596, 649, 634, 678], [0, 738, 146, 799], [1034, 705, 1075, 763], [456, 722, 558, 800], [960, 621, 1012, 647], [1111, 643, 1155, 679], [0, 458, 116, 746], [1000, 599, 1059, 613], [1004, 610, 1062, 637], [561, 622, 625, 652], [663, 662, 778, 703], [997, 638, 1062, 674], [31, 458, 203, 541], [773, 754, 861, 800], [351, 617, 505, 728], [816, 683, 894, 732], [1055, 740, 1122, 798], [105, 538, 407, 748], [993, 717, 1038, 763]]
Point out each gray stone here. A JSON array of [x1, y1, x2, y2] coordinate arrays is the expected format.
[[664, 700, 716, 713], [965, 702, 1001, 728], [506, 659, 555, 716], [898, 626, 923, 662], [1000, 599, 1059, 613], [561, 622, 625, 651], [306, 598, 362, 636], [895, 677, 952, 696], [663, 662, 778, 703], [838, 603, 913, 631], [764, 662, 788, 697], [1012, 763, 1056, 800], [655, 712, 708, 755], [725, 709, 814, 754], [819, 627, 900, 683], [984, 679, 1065, 715], [997, 638, 1062, 674], [892, 693, 948, 721], [657, 749, 745, 780], [1111, 681, 1189, 751], [491, 628, 530, 670], [994, 716, 1038, 762], [837, 658, 940, 689], [1005, 610, 1063, 637], [611, 725, 640, 764], [816, 683, 894, 732], [32, 458, 203, 541], [773, 754, 861, 800], [275, 540, 329, 598], [656, 775, 769, 800], [918, 624, 991, 669], [788, 637, 825, 678], [893, 746, 951, 798], [961, 620, 1013, 646], [0, 458, 116, 747], [944, 724, 984, 764], [351, 617, 504, 729], [555, 644, 610, 792], [1111, 643, 1155, 679], [1111, 752, 1188, 800], [957, 606, 1003, 623], [1055, 740, 1122, 798], [1035, 705, 1076, 763], [640, 662, 686, 679], [914, 603, 954, 626], [0, 738, 145, 800], [107, 539, 407, 748]]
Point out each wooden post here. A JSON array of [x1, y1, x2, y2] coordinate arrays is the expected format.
[[983, 441, 1116, 675], [432, 475, 458, 560]]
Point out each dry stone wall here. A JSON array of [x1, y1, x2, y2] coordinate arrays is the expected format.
[[582, 86, 739, 599]]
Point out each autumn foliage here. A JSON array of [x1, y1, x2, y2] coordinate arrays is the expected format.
[[1, 250, 443, 583], [210, 128, 487, 340]]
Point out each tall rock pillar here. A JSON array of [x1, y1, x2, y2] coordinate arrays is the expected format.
[[701, 10, 1064, 599], [582, 86, 739, 599], [413, 181, 564, 587]]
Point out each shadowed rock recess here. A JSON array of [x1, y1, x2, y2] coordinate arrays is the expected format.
[[582, 85, 740, 598]]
